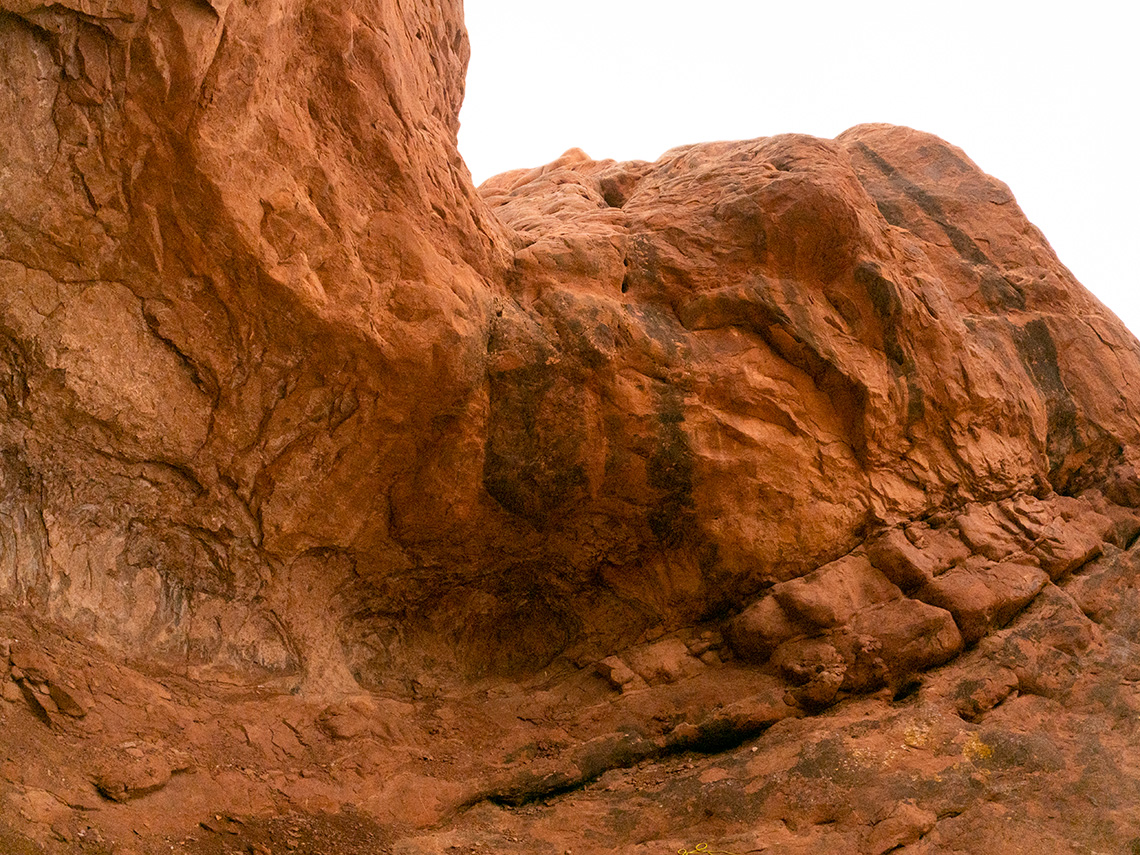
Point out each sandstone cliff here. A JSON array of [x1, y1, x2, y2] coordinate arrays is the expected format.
[[3, 1, 1140, 853]]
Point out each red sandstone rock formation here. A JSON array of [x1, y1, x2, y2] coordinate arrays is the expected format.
[[3, 0, 1140, 852]]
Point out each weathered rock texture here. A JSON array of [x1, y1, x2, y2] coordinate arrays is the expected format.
[[3, 0, 1140, 852]]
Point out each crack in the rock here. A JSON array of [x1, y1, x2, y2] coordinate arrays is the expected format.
[[474, 710, 783, 808]]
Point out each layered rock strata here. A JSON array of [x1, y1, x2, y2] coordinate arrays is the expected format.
[[3, 0, 1140, 851]]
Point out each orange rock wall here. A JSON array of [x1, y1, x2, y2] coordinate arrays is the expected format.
[[3, 0, 1140, 694]]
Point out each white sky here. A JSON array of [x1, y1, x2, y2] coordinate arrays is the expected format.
[[458, 0, 1140, 335]]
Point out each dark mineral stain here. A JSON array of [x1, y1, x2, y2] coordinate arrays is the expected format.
[[851, 142, 1026, 312], [855, 261, 924, 423], [483, 364, 589, 528], [647, 391, 698, 548], [1013, 318, 1079, 483]]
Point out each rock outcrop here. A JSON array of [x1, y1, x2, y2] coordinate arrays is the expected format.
[[4, 0, 1140, 852]]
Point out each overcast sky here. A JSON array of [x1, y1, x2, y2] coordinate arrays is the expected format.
[[458, 0, 1139, 336]]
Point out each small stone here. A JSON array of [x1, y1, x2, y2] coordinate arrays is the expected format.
[[49, 683, 87, 718], [624, 637, 705, 685], [595, 656, 646, 692], [91, 749, 172, 802], [864, 800, 937, 855], [687, 638, 712, 656], [953, 667, 1019, 721], [9, 647, 51, 684], [32, 685, 60, 715]]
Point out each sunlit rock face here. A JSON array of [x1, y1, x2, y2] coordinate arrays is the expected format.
[[4, 1, 1140, 852]]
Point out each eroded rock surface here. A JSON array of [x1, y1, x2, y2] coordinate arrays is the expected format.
[[4, 0, 1140, 852]]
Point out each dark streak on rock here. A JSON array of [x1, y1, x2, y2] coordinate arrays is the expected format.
[[1012, 318, 1080, 485]]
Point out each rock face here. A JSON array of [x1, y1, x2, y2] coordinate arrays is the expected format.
[[4, 0, 1140, 852]]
